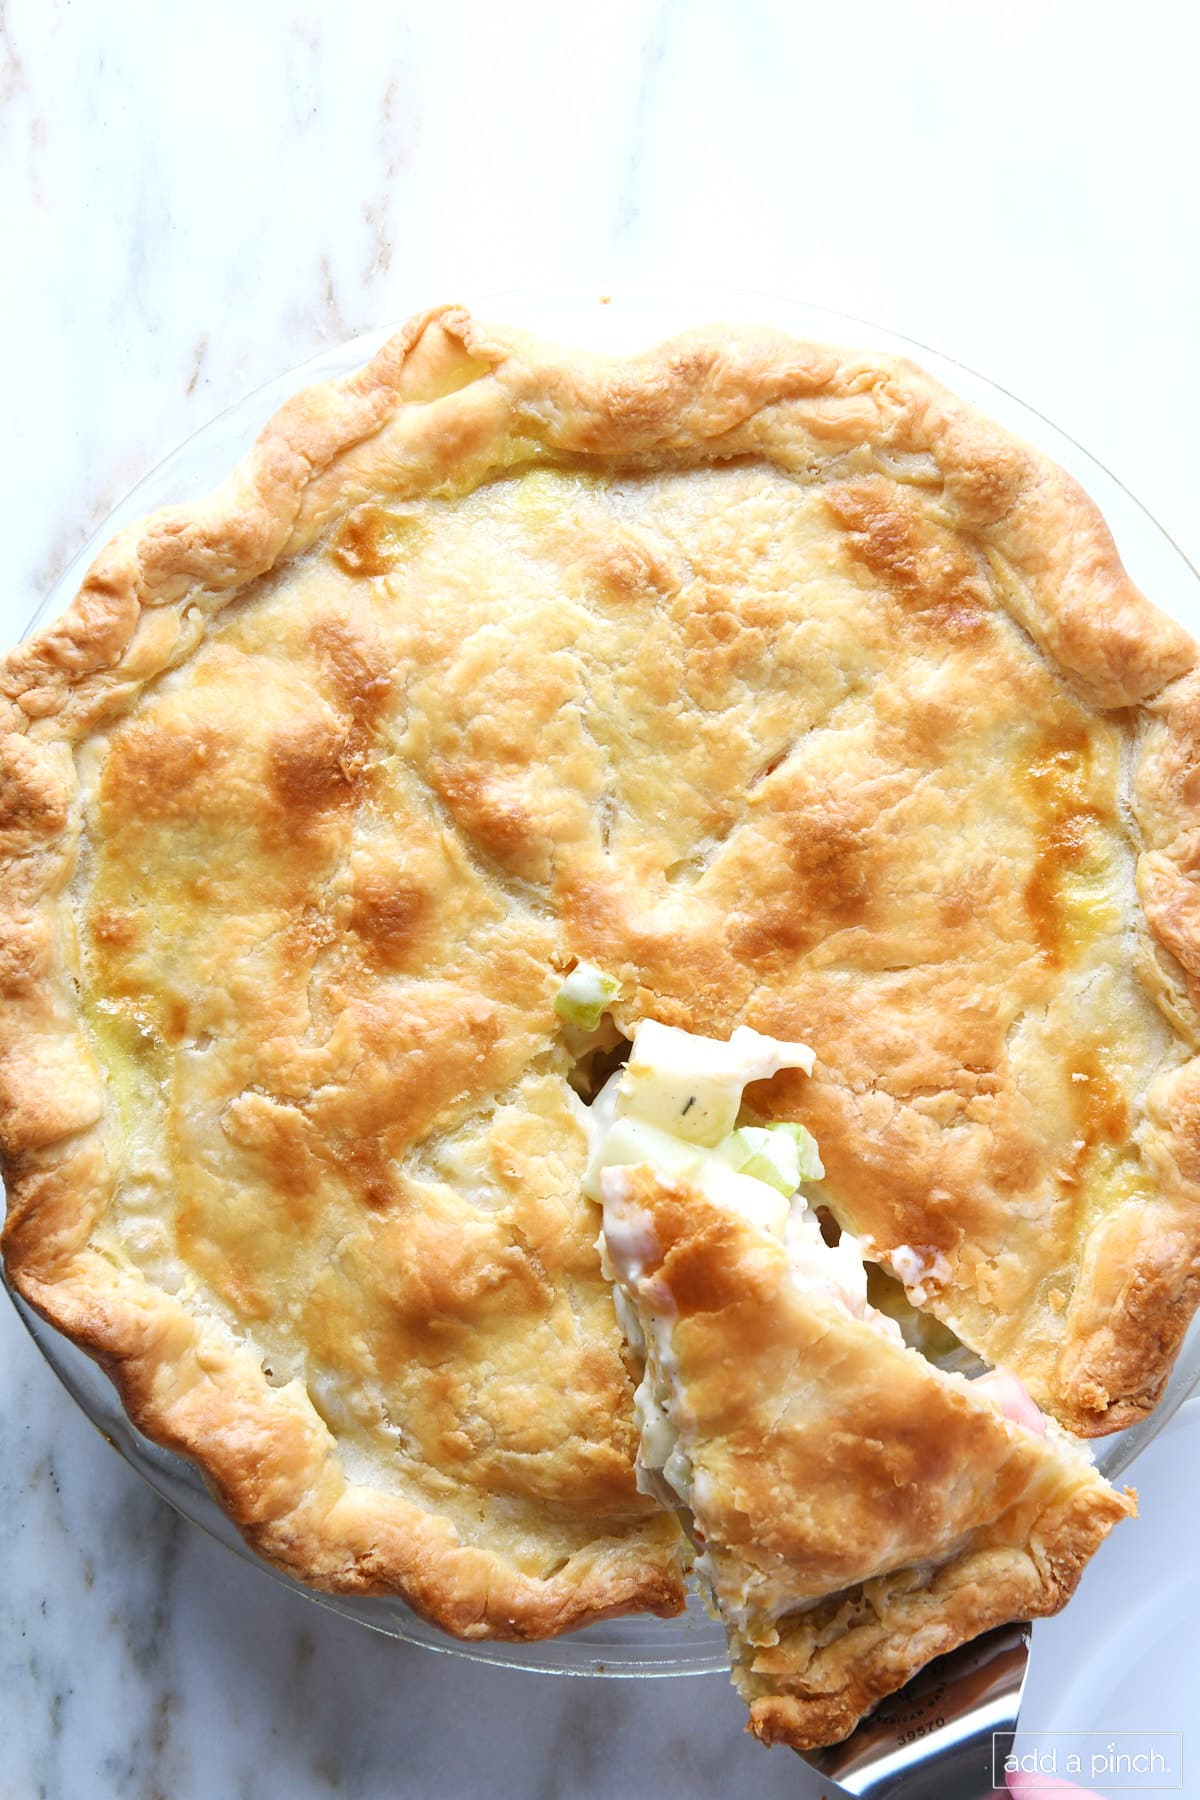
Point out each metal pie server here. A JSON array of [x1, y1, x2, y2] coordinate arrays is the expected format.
[[801, 1620, 1030, 1799]]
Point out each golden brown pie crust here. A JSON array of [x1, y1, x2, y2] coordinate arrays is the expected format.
[[604, 1165, 1133, 1749], [0, 305, 1197, 1635]]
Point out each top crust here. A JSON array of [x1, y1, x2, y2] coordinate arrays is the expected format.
[[1, 306, 1199, 1631]]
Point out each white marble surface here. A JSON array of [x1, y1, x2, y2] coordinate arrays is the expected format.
[[3, 3, 1200, 1796]]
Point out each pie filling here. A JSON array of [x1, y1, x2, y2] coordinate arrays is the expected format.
[[584, 1010, 1075, 1603]]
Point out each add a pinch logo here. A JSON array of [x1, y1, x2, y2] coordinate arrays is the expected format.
[[993, 1731, 1183, 1790]]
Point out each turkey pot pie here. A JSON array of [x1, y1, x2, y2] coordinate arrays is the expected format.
[[1, 307, 1199, 1647]]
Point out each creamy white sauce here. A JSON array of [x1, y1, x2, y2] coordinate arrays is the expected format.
[[889, 1242, 953, 1308], [593, 1019, 840, 1511], [603, 1189, 693, 1506], [583, 1020, 817, 1231], [617, 1020, 814, 1148]]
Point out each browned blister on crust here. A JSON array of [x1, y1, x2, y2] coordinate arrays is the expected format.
[[0, 305, 1194, 1634], [606, 1167, 1133, 1749]]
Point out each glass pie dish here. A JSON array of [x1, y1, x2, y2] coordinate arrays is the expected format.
[[6, 288, 1200, 1679]]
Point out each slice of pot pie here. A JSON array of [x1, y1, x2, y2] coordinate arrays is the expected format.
[[602, 1155, 1133, 1749], [592, 1019, 1134, 1748], [0, 305, 1196, 1638]]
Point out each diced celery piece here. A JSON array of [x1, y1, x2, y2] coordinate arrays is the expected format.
[[717, 1122, 824, 1195], [774, 1120, 825, 1182], [554, 961, 621, 1031], [720, 1126, 799, 1195]]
